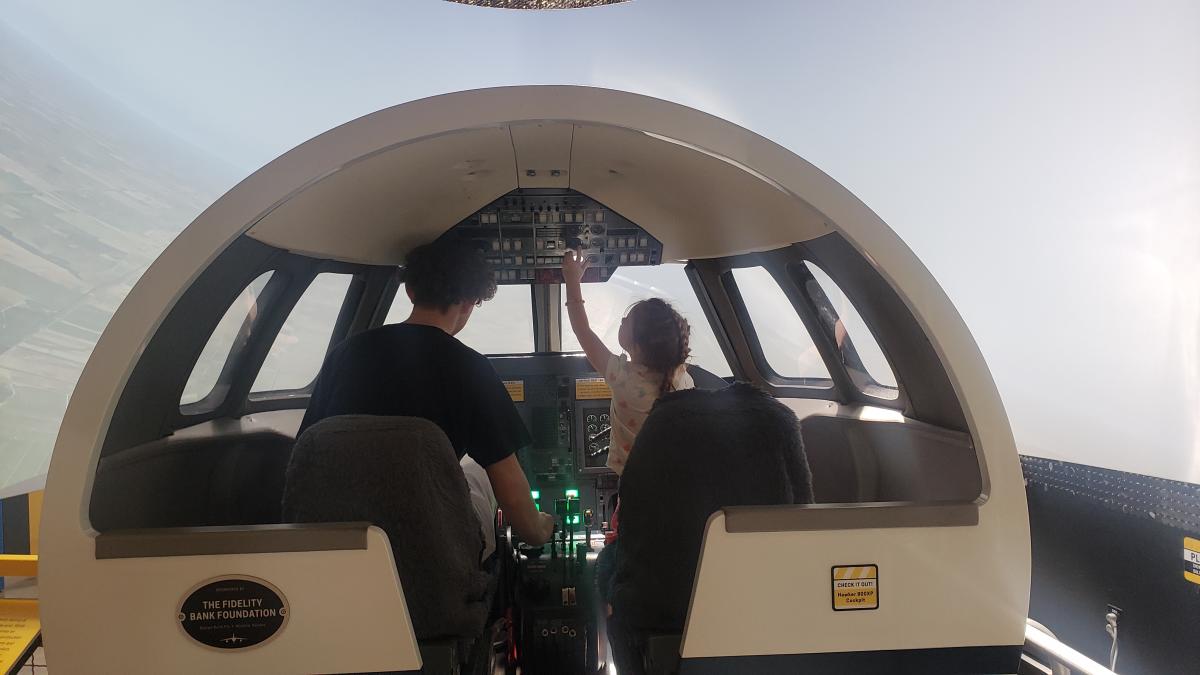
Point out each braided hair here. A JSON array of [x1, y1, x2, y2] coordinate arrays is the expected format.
[[627, 298, 692, 396]]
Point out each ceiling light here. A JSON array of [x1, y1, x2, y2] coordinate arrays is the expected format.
[[445, 0, 631, 9]]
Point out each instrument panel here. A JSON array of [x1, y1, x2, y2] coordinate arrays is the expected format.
[[489, 354, 619, 529], [443, 188, 664, 284]]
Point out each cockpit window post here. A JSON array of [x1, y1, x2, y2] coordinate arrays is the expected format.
[[685, 262, 746, 382], [533, 284, 562, 352], [687, 257, 768, 389], [339, 265, 398, 339], [368, 267, 406, 329]]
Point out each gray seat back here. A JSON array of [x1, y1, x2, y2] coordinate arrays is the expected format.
[[283, 415, 489, 640], [612, 384, 813, 633]]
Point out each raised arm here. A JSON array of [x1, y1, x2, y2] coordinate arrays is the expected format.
[[561, 250, 616, 373]]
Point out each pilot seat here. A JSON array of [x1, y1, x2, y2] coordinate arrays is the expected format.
[[609, 383, 814, 674], [283, 415, 495, 672]]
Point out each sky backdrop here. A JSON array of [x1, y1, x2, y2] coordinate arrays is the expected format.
[[1, 0, 1198, 487]]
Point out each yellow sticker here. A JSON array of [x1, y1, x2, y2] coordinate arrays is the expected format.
[[832, 565, 878, 611], [575, 377, 613, 400], [503, 380, 525, 403], [1184, 537, 1200, 585], [0, 599, 40, 673]]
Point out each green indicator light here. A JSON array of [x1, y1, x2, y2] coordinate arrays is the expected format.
[[569, 515, 581, 525], [565, 489, 579, 498], [531, 490, 540, 500]]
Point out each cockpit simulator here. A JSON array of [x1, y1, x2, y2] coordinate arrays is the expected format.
[[38, 86, 1031, 674]]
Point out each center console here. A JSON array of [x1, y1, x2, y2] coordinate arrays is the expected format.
[[490, 354, 618, 674]]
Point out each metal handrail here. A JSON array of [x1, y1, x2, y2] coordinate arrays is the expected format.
[[1024, 619, 1118, 675]]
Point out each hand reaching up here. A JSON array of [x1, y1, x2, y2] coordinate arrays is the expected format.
[[562, 249, 588, 285]]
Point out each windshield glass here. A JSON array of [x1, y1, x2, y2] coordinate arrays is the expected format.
[[560, 265, 731, 377], [253, 272, 352, 392], [181, 271, 274, 405], [385, 283, 535, 355], [729, 266, 830, 383]]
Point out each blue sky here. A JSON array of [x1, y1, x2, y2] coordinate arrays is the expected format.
[[3, 0, 1198, 480]]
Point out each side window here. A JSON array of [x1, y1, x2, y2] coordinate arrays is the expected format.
[[560, 265, 732, 377], [385, 284, 535, 355], [729, 266, 830, 382], [181, 271, 274, 406], [802, 261, 899, 396], [252, 273, 352, 393]]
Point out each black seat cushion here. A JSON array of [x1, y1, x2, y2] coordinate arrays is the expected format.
[[611, 383, 813, 632], [282, 415, 489, 640]]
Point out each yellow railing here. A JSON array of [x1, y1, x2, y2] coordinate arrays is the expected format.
[[0, 555, 37, 577]]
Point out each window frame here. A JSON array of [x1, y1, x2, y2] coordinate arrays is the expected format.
[[789, 260, 900, 401], [177, 267, 278, 410], [179, 254, 392, 422], [689, 245, 908, 410], [178, 268, 289, 417], [241, 261, 396, 415], [723, 265, 835, 388], [555, 263, 735, 378], [249, 271, 357, 396], [177, 238, 906, 422]]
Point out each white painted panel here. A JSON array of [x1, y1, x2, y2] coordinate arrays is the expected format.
[[682, 508, 1029, 658], [512, 121, 573, 188], [44, 528, 421, 674], [245, 126, 517, 264]]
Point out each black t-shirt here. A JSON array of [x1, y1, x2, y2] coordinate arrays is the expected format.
[[299, 323, 531, 468]]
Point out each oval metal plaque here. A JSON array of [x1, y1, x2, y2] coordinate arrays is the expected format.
[[177, 576, 289, 650]]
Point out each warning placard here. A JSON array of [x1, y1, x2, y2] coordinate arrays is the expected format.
[[1184, 538, 1200, 585], [832, 565, 878, 611], [0, 599, 40, 672], [575, 378, 613, 400], [503, 380, 525, 402]]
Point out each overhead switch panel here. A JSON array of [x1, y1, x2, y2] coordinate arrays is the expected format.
[[441, 188, 663, 284]]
